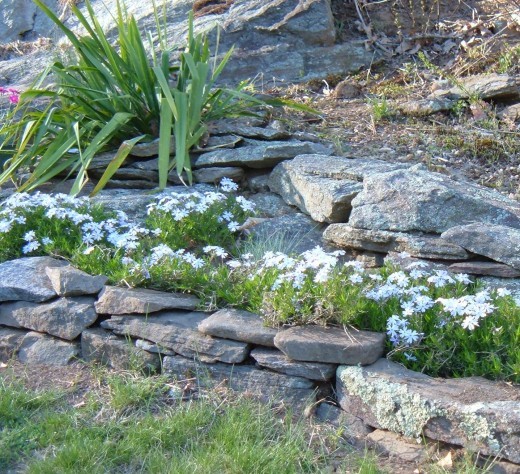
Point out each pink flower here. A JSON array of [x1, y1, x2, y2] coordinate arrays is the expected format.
[[0, 86, 20, 104]]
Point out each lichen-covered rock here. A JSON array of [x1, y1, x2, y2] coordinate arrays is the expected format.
[[81, 328, 160, 372], [274, 326, 385, 365], [198, 309, 279, 347], [349, 166, 520, 233], [95, 286, 200, 315], [0, 257, 67, 303], [17, 331, 79, 366], [268, 155, 405, 223], [441, 224, 520, 270], [337, 359, 520, 464], [45, 266, 107, 296], [323, 224, 469, 260], [0, 297, 97, 340], [101, 311, 250, 363], [163, 355, 316, 408]]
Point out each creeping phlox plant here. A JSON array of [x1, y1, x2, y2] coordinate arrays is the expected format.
[[0, 180, 518, 383]]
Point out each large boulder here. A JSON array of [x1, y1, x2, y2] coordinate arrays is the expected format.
[[337, 359, 520, 464], [349, 166, 520, 233], [268, 155, 406, 223], [2, 1, 374, 87]]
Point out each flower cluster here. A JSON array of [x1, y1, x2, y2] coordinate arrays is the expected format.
[[0, 86, 20, 105]]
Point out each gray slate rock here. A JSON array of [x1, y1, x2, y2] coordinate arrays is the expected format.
[[448, 261, 520, 278], [45, 266, 107, 296], [101, 311, 250, 363], [268, 155, 406, 223], [193, 140, 332, 169], [247, 192, 298, 218], [0, 0, 37, 43], [245, 213, 332, 255], [324, 224, 469, 260], [0, 297, 97, 340], [198, 309, 278, 347], [81, 328, 161, 372], [499, 103, 520, 122], [92, 184, 215, 221], [314, 403, 374, 441], [349, 166, 520, 233], [95, 286, 200, 315], [397, 98, 457, 116], [17, 331, 79, 366], [442, 224, 520, 270], [130, 137, 175, 157], [208, 120, 290, 140], [163, 355, 316, 408], [366, 430, 433, 463], [251, 347, 337, 381], [447, 73, 520, 100], [274, 326, 385, 365], [337, 359, 520, 464], [192, 167, 245, 184], [135, 338, 175, 356], [0, 257, 68, 303], [0, 327, 26, 362]]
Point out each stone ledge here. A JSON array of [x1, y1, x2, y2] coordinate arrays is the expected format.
[[337, 359, 520, 464]]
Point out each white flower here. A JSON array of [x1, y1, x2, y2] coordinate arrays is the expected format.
[[83, 246, 95, 255], [203, 246, 228, 258], [348, 273, 363, 284], [23, 230, 37, 242], [454, 273, 472, 284], [22, 241, 40, 254], [461, 315, 479, 330], [220, 177, 239, 192], [227, 221, 240, 232], [41, 237, 53, 246], [496, 287, 511, 297], [235, 196, 255, 212]]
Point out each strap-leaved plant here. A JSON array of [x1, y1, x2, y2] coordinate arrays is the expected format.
[[0, 0, 266, 195]]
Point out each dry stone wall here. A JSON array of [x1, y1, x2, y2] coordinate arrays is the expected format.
[[0, 255, 519, 467]]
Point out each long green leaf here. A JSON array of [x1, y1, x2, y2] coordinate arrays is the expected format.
[[70, 112, 134, 195], [90, 135, 146, 197], [158, 97, 173, 190]]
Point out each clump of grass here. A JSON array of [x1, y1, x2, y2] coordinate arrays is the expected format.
[[367, 96, 393, 122], [0, 372, 365, 473]]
